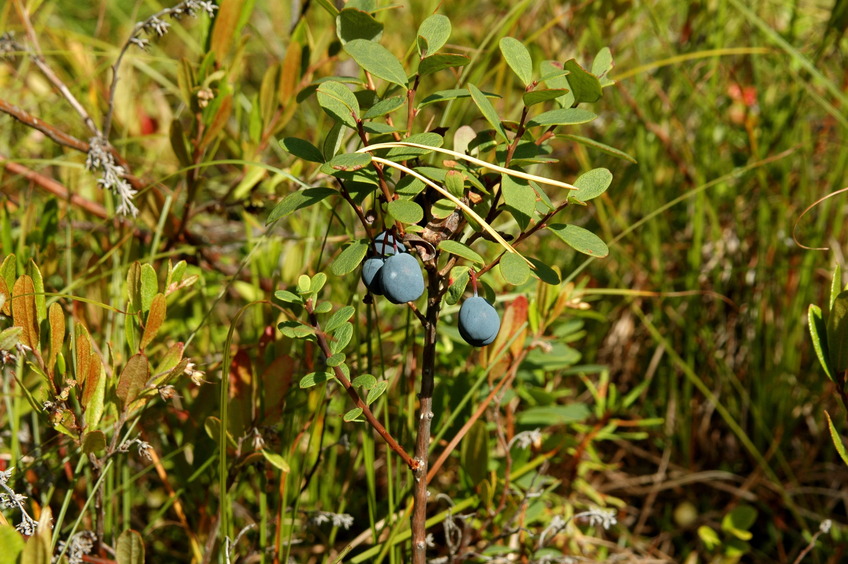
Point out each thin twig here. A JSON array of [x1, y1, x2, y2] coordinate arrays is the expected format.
[[304, 301, 417, 471], [13, 0, 101, 136]]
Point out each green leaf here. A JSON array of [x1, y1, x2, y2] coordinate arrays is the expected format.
[[825, 411, 848, 467], [827, 291, 848, 372], [281, 137, 325, 163], [331, 322, 354, 353], [564, 59, 602, 104], [274, 290, 301, 304], [317, 81, 360, 128], [385, 132, 444, 159], [721, 505, 757, 540], [417, 14, 451, 56], [439, 240, 484, 264], [500, 252, 531, 285], [516, 403, 590, 425], [560, 134, 637, 163], [527, 108, 597, 128], [418, 53, 471, 76], [444, 170, 465, 198], [344, 407, 364, 422], [592, 47, 614, 83], [0, 326, 22, 351], [366, 380, 388, 404], [331, 240, 369, 276], [320, 152, 373, 174], [527, 256, 560, 284], [300, 371, 333, 388], [352, 374, 376, 389], [323, 121, 345, 160], [28, 259, 46, 325], [446, 267, 470, 305], [808, 304, 833, 380], [698, 526, 721, 550], [395, 175, 426, 197], [468, 83, 509, 142], [0, 524, 24, 561], [116, 529, 145, 564], [140, 264, 157, 313], [499, 37, 533, 86], [418, 88, 477, 107], [325, 305, 355, 333], [523, 88, 570, 107], [336, 7, 383, 44], [261, 449, 291, 472], [267, 188, 337, 223], [362, 95, 405, 119], [326, 353, 346, 367], [830, 263, 843, 310], [501, 174, 536, 230], [344, 39, 408, 88], [460, 420, 489, 486], [387, 199, 424, 224], [548, 224, 609, 257], [431, 198, 457, 219], [21, 525, 50, 564], [313, 301, 333, 314], [572, 168, 613, 201]]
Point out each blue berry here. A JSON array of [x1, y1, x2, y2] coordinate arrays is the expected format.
[[380, 253, 424, 304], [361, 257, 385, 295], [458, 296, 500, 347], [374, 231, 406, 256]]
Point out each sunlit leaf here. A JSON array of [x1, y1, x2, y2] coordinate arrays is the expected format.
[[317, 81, 360, 128], [499, 37, 533, 86], [439, 240, 484, 264], [500, 252, 531, 285], [468, 83, 509, 142], [548, 224, 609, 257], [344, 39, 408, 88], [417, 14, 451, 56], [572, 168, 613, 201], [331, 240, 369, 276]]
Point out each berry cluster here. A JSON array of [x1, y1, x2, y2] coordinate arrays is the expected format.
[[361, 232, 424, 304], [361, 232, 501, 347]]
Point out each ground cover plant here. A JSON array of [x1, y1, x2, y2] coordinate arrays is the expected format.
[[1, 0, 847, 563]]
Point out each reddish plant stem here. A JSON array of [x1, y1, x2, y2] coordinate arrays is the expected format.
[[305, 302, 418, 470]]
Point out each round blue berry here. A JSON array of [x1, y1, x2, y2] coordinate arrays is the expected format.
[[380, 253, 424, 304], [458, 296, 500, 346]]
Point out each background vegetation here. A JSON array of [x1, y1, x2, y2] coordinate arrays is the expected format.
[[1, 0, 847, 562]]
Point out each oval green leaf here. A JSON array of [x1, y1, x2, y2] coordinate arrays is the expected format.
[[572, 168, 613, 201], [317, 81, 360, 128], [527, 108, 597, 128], [548, 224, 609, 257], [438, 240, 484, 264], [331, 240, 369, 276], [500, 252, 531, 286], [417, 14, 451, 56], [387, 199, 424, 224], [343, 39, 408, 88], [468, 83, 509, 142], [499, 37, 533, 86], [281, 137, 325, 163]]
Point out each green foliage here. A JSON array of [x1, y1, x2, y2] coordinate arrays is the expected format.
[[3, 0, 845, 562]]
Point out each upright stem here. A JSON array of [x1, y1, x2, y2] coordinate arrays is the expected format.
[[411, 267, 441, 563]]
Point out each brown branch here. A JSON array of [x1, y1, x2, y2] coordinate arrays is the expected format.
[[305, 301, 418, 471], [0, 153, 110, 219], [0, 98, 90, 153], [13, 0, 100, 137]]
